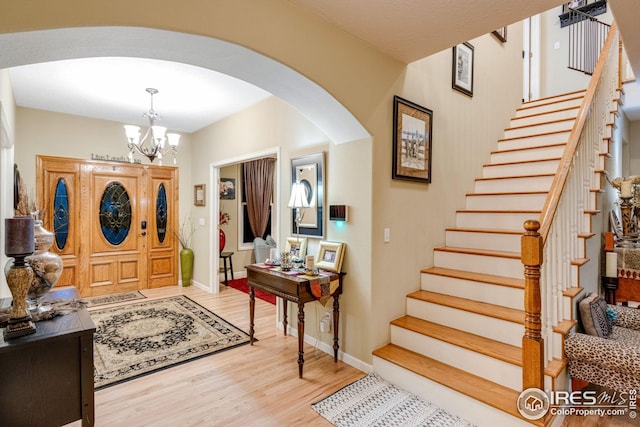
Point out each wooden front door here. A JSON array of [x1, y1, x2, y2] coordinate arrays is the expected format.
[[37, 156, 178, 297]]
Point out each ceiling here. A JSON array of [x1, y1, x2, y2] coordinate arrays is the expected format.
[[7, 0, 640, 133]]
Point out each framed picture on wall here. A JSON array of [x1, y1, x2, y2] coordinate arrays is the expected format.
[[219, 178, 236, 200], [452, 42, 474, 97], [492, 27, 507, 43], [194, 184, 206, 206], [392, 96, 433, 183]]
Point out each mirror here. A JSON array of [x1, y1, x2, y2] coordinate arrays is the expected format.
[[290, 152, 324, 238]]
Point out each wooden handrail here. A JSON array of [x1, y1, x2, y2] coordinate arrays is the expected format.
[[537, 22, 618, 243]]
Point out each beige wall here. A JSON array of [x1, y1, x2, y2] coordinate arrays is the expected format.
[[1, 0, 524, 365]]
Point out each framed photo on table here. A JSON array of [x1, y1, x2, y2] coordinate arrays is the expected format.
[[452, 42, 474, 97], [285, 236, 308, 258], [392, 96, 433, 183], [315, 241, 345, 273]]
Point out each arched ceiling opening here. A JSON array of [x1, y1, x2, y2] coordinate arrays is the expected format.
[[0, 26, 370, 144]]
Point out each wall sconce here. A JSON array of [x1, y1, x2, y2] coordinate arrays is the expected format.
[[329, 205, 348, 222]]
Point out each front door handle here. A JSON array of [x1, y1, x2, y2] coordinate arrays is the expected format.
[[141, 231, 147, 236]]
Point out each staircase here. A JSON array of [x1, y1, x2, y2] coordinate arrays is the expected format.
[[372, 91, 594, 427]]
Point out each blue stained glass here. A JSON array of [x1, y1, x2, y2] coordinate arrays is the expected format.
[[156, 183, 168, 243], [53, 178, 70, 250], [99, 182, 131, 246]]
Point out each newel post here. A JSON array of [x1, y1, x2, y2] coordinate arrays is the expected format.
[[521, 219, 544, 390]]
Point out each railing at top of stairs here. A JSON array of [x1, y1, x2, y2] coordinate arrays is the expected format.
[[521, 23, 620, 391], [567, 7, 611, 75]]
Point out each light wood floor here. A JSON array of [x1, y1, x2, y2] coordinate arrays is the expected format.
[[73, 284, 638, 427], [89, 285, 366, 427]]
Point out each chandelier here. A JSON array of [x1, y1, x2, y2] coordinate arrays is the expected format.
[[124, 88, 180, 164]]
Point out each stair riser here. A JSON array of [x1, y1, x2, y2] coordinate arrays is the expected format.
[[390, 326, 522, 390], [504, 121, 573, 139], [482, 159, 559, 178], [490, 145, 566, 163], [522, 92, 584, 108], [510, 107, 579, 127], [445, 229, 521, 253], [372, 358, 532, 427], [434, 250, 522, 279], [466, 193, 547, 211], [515, 97, 583, 117], [456, 211, 536, 230], [475, 176, 553, 193], [406, 298, 522, 346], [498, 131, 570, 151], [421, 272, 523, 310]]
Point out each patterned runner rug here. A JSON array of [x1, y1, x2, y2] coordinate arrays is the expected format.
[[84, 290, 146, 308], [312, 374, 475, 427], [91, 295, 251, 390]]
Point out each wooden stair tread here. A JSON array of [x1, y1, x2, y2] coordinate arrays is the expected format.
[[467, 191, 548, 197], [483, 157, 561, 167], [563, 286, 584, 298], [475, 173, 553, 181], [498, 129, 571, 143], [512, 105, 580, 122], [491, 142, 566, 155], [391, 315, 521, 366], [521, 89, 585, 105], [435, 246, 520, 259], [554, 319, 578, 335], [518, 93, 585, 111], [372, 344, 545, 425], [421, 266, 525, 289], [445, 227, 522, 235], [505, 117, 575, 132], [456, 209, 540, 214], [392, 315, 568, 380], [407, 290, 524, 324]]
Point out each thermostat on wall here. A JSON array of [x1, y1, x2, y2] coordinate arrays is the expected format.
[[329, 205, 348, 222]]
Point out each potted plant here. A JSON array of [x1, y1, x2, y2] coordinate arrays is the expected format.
[[219, 210, 230, 253], [176, 217, 195, 286]]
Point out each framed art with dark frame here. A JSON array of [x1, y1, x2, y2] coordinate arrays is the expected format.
[[290, 152, 324, 238], [492, 27, 507, 43], [452, 42, 474, 97], [392, 96, 433, 184]]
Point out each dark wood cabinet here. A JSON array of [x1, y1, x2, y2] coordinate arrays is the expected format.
[[0, 287, 96, 427]]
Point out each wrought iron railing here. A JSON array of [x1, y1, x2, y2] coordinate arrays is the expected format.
[[567, 6, 611, 75]]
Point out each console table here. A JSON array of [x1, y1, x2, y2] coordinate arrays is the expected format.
[[245, 263, 344, 378], [0, 287, 96, 427]]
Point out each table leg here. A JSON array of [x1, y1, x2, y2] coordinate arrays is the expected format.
[[283, 299, 288, 336], [332, 294, 340, 362], [223, 257, 228, 284], [229, 255, 234, 280], [249, 286, 255, 345], [297, 300, 305, 378]]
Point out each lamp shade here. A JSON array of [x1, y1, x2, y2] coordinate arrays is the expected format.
[[288, 181, 310, 208]]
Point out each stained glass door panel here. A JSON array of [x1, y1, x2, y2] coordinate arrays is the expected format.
[[86, 164, 146, 295]]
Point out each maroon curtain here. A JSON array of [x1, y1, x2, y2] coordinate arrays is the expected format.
[[244, 158, 276, 239]]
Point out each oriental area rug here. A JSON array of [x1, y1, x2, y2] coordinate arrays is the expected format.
[[90, 295, 251, 390], [312, 374, 475, 427]]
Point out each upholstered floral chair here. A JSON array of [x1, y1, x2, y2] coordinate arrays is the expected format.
[[565, 292, 640, 393]]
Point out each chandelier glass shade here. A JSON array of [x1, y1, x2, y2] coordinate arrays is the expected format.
[[125, 88, 180, 164]]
